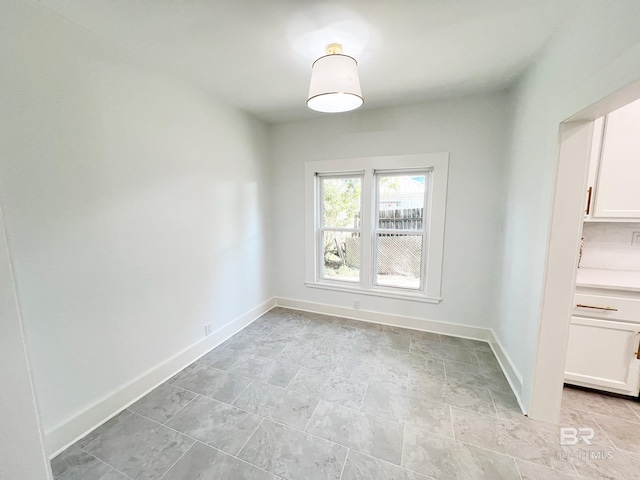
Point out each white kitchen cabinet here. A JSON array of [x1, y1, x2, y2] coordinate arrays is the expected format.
[[565, 316, 640, 395], [591, 98, 640, 219]]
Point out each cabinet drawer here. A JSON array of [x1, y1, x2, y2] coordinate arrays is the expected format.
[[574, 293, 640, 322]]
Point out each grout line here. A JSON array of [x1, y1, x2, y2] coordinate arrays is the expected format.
[[449, 405, 456, 442], [588, 410, 620, 450], [486, 389, 500, 418], [283, 367, 301, 390], [157, 442, 196, 480], [230, 443, 286, 479], [400, 424, 406, 467], [512, 455, 524, 480], [162, 394, 199, 425], [338, 448, 350, 480], [303, 401, 319, 432], [127, 410, 201, 444], [230, 380, 254, 405], [235, 418, 264, 456], [359, 383, 370, 413]]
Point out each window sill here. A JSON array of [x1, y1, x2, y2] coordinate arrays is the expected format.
[[304, 281, 442, 304]]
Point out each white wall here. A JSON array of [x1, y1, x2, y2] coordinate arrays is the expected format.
[[0, 0, 272, 450], [270, 93, 511, 328], [495, 1, 640, 409], [0, 206, 52, 480]]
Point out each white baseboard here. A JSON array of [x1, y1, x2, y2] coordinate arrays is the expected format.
[[46, 296, 527, 457], [46, 297, 276, 458], [277, 297, 526, 414], [276, 297, 491, 341], [488, 329, 526, 413]]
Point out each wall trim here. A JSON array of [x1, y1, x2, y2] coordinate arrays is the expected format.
[[488, 329, 526, 414], [46, 297, 276, 457], [276, 296, 490, 340], [278, 296, 526, 413]]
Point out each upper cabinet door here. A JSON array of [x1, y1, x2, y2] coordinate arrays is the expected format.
[[594, 98, 640, 218]]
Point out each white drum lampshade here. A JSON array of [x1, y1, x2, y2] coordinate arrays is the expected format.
[[307, 43, 363, 113]]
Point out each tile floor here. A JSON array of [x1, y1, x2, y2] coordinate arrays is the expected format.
[[51, 307, 640, 480]]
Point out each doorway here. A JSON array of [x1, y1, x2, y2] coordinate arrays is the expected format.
[[529, 79, 640, 423]]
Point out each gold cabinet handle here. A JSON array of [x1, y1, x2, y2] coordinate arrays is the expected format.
[[636, 333, 640, 360], [576, 304, 618, 311], [585, 186, 593, 215]]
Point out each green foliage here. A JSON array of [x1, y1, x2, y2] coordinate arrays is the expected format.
[[322, 178, 361, 228]]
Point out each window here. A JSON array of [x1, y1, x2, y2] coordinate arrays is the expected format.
[[305, 153, 449, 303]]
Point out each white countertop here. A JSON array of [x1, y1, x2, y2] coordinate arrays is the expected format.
[[576, 268, 640, 292]]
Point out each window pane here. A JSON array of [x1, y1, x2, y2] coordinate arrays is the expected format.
[[376, 234, 422, 289], [322, 177, 362, 228], [378, 174, 426, 229], [322, 231, 360, 282]]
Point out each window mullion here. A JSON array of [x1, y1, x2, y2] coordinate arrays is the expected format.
[[360, 169, 374, 288]]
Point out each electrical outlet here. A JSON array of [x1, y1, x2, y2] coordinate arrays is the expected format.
[[632, 232, 640, 246], [204, 323, 214, 336], [353, 299, 360, 309]]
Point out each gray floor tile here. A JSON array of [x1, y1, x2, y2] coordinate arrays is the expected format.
[[444, 360, 512, 394], [242, 320, 281, 337], [307, 400, 404, 465], [162, 442, 277, 480], [440, 334, 492, 352], [409, 373, 497, 416], [299, 317, 357, 336], [341, 450, 429, 480], [219, 330, 264, 350], [51, 446, 111, 480], [335, 356, 409, 390], [408, 330, 441, 343], [558, 407, 614, 448], [166, 395, 262, 455], [278, 349, 343, 372], [492, 388, 524, 418], [475, 349, 501, 370], [316, 335, 379, 358], [98, 471, 132, 480], [566, 442, 640, 479], [238, 419, 347, 480], [361, 385, 453, 437], [265, 329, 324, 344], [84, 411, 193, 480], [196, 347, 244, 370], [561, 387, 638, 420], [410, 339, 479, 365], [75, 411, 133, 449], [626, 399, 640, 421], [228, 353, 299, 387], [222, 334, 291, 359], [288, 367, 367, 409], [402, 425, 521, 479], [516, 460, 579, 479], [57, 312, 589, 480], [591, 412, 640, 454], [127, 383, 196, 424], [369, 330, 411, 351], [232, 381, 319, 429], [169, 363, 252, 403], [377, 347, 446, 379], [450, 407, 576, 475], [260, 309, 310, 329]]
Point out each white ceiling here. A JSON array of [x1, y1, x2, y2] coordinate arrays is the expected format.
[[42, 0, 578, 123]]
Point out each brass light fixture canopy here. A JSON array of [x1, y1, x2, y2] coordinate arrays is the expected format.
[[307, 43, 363, 113]]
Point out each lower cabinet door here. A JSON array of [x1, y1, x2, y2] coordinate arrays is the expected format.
[[565, 316, 640, 396]]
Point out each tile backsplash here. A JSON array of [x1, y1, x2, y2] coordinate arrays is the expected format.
[[580, 222, 640, 271]]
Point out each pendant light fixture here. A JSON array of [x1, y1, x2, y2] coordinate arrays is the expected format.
[[307, 43, 363, 113]]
